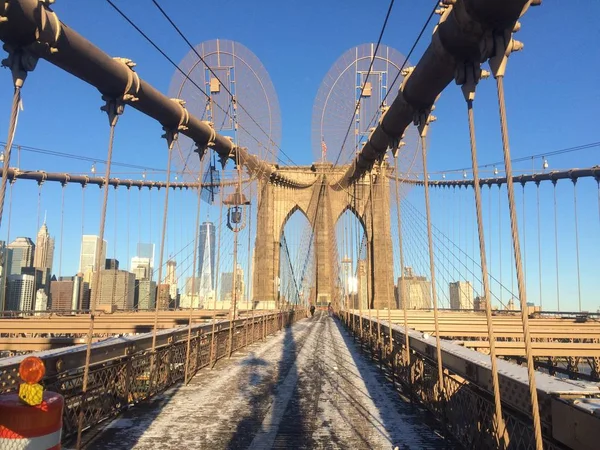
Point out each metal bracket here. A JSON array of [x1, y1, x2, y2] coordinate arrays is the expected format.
[[1, 44, 38, 88], [113, 57, 140, 102], [455, 62, 486, 102], [100, 96, 125, 127], [161, 127, 179, 151], [486, 31, 524, 79], [414, 107, 437, 139]]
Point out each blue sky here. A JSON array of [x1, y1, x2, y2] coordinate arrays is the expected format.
[[0, 1, 598, 310]]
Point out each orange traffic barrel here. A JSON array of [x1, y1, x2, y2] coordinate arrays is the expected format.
[[0, 391, 64, 449]]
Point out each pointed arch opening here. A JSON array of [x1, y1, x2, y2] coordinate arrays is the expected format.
[[335, 206, 369, 310], [278, 206, 314, 307]]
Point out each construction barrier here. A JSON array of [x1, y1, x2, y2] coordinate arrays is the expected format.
[[0, 391, 63, 449]]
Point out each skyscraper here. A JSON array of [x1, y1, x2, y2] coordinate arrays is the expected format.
[[50, 276, 89, 311], [6, 274, 35, 311], [166, 259, 178, 300], [79, 235, 107, 275], [131, 256, 152, 281], [7, 237, 35, 276], [198, 222, 216, 294], [91, 269, 135, 310], [220, 265, 244, 302], [33, 221, 54, 286], [105, 259, 119, 270], [135, 279, 156, 310], [449, 281, 474, 310], [396, 267, 432, 310], [137, 243, 155, 269]]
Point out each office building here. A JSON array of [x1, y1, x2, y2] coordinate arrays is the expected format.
[[7, 237, 34, 276], [396, 267, 432, 309], [91, 270, 135, 310], [137, 243, 155, 269], [33, 221, 54, 287], [131, 256, 152, 281], [184, 276, 202, 296], [198, 222, 216, 294], [449, 281, 474, 310], [166, 259, 178, 300], [355, 259, 368, 309], [135, 279, 156, 310], [105, 259, 119, 270], [157, 283, 170, 309], [50, 275, 89, 311], [474, 296, 488, 311], [79, 235, 106, 276], [35, 289, 48, 312], [6, 274, 36, 311], [220, 265, 244, 303]]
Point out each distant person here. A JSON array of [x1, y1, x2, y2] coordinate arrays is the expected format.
[[310, 304, 316, 317]]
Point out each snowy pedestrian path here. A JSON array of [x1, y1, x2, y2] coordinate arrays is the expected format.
[[83, 314, 456, 449]]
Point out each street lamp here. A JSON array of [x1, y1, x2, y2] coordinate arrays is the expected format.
[[223, 185, 250, 321]]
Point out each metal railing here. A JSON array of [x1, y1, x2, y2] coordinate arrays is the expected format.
[[340, 311, 594, 450], [0, 309, 306, 441]]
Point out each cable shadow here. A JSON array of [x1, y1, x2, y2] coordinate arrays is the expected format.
[[329, 317, 456, 449], [225, 313, 311, 449], [81, 381, 184, 449]]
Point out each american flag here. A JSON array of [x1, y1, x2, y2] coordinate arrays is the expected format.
[[321, 138, 327, 161]]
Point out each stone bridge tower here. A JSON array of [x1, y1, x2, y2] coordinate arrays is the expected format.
[[252, 162, 394, 310]]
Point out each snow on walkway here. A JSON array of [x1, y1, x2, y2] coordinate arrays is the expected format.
[[83, 314, 455, 449]]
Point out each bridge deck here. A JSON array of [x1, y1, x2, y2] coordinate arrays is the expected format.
[[80, 314, 454, 449]]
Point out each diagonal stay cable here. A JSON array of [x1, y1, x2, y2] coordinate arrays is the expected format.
[[331, 0, 395, 169], [105, 0, 289, 167], [151, 0, 298, 167]]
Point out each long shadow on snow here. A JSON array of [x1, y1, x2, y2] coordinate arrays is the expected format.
[[328, 317, 457, 449], [225, 313, 311, 449]]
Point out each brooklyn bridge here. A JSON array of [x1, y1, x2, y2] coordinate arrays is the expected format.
[[0, 1, 598, 449]]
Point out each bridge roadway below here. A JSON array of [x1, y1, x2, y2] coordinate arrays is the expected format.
[[79, 313, 454, 449]]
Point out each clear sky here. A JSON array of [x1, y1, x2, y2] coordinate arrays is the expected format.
[[0, 1, 598, 311]]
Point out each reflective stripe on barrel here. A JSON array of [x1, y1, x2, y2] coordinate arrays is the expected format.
[[0, 391, 63, 449]]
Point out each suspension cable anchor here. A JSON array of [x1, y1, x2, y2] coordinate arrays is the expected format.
[[2, 44, 38, 88], [100, 96, 125, 127], [484, 30, 524, 79]]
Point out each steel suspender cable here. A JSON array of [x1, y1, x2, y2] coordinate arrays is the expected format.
[[393, 156, 411, 373], [81, 186, 85, 239], [536, 182, 543, 311], [210, 182, 225, 366], [498, 186, 503, 307], [185, 158, 204, 384], [127, 188, 130, 271], [77, 98, 122, 450], [573, 180, 582, 312], [367, 172, 375, 341], [151, 141, 174, 353], [0, 85, 21, 230], [420, 132, 445, 402], [58, 183, 66, 279], [553, 181, 560, 311], [465, 95, 506, 447], [488, 186, 492, 298], [522, 183, 527, 284], [36, 183, 42, 231], [495, 74, 543, 450], [5, 181, 12, 244], [247, 184, 253, 309]]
